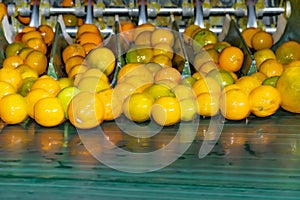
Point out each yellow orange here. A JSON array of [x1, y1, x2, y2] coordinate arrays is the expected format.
[[76, 24, 100, 39], [34, 97, 65, 127], [25, 37, 47, 54], [2, 55, 24, 70], [0, 68, 23, 90], [219, 46, 244, 72], [219, 88, 250, 120], [251, 30, 273, 51], [38, 24, 55, 45], [196, 92, 219, 117], [24, 50, 48, 75], [0, 93, 28, 124], [30, 77, 61, 97], [76, 32, 103, 46], [253, 48, 276, 69], [0, 81, 16, 101], [241, 27, 260, 49], [249, 85, 281, 117], [62, 44, 86, 64], [235, 75, 261, 96], [259, 59, 283, 77], [68, 91, 105, 129], [25, 88, 52, 118], [151, 96, 181, 126]]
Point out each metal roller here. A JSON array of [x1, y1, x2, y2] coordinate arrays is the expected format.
[[5, 0, 289, 34]]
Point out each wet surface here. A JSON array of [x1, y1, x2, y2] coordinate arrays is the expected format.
[[0, 109, 300, 199]]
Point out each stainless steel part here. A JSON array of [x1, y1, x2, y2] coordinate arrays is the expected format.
[[4, 0, 289, 34]]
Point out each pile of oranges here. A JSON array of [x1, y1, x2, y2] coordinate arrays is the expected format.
[[1, 18, 300, 130]]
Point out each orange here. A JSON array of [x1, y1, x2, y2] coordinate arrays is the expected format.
[[24, 50, 48, 75], [192, 71, 205, 80], [117, 63, 144, 81], [197, 61, 218, 74], [275, 40, 300, 65], [67, 64, 89, 80], [150, 54, 172, 68], [213, 41, 231, 53], [205, 48, 219, 64], [193, 50, 216, 71], [151, 96, 181, 126], [57, 77, 74, 89], [21, 30, 43, 44], [203, 43, 215, 50], [62, 0, 74, 6], [96, 88, 121, 121], [0, 93, 28, 124], [0, 68, 23, 90], [0, 81, 16, 101], [111, 82, 136, 116], [219, 88, 250, 120], [250, 71, 267, 84], [34, 97, 65, 127], [2, 55, 24, 70], [77, 76, 111, 93], [0, 3, 7, 21], [235, 75, 261, 96], [154, 67, 182, 84], [219, 46, 244, 72], [78, 67, 109, 83], [38, 24, 55, 45], [134, 30, 152, 46], [133, 23, 156, 41], [21, 26, 37, 33], [192, 77, 221, 96], [18, 47, 35, 60], [120, 21, 135, 43], [152, 43, 174, 59], [68, 91, 105, 129], [18, 15, 30, 25], [286, 60, 300, 69], [76, 24, 101, 39], [30, 76, 61, 97], [82, 43, 98, 55], [259, 59, 283, 77], [25, 37, 48, 54], [249, 85, 281, 117], [276, 66, 300, 113], [85, 47, 116, 76], [63, 14, 78, 26], [196, 92, 219, 117], [151, 28, 175, 47], [5, 41, 26, 57], [76, 32, 103, 46], [62, 44, 86, 64], [123, 92, 154, 122], [25, 88, 52, 118], [221, 83, 241, 94], [65, 55, 85, 74], [183, 24, 202, 45], [241, 27, 260, 49], [16, 63, 39, 79], [192, 29, 218, 53], [253, 48, 276, 69], [251, 30, 273, 51]]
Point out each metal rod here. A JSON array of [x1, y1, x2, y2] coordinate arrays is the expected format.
[[29, 0, 40, 27], [247, 0, 257, 28], [194, 0, 204, 27], [138, 0, 148, 25], [85, 0, 93, 24], [10, 4, 285, 18]]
